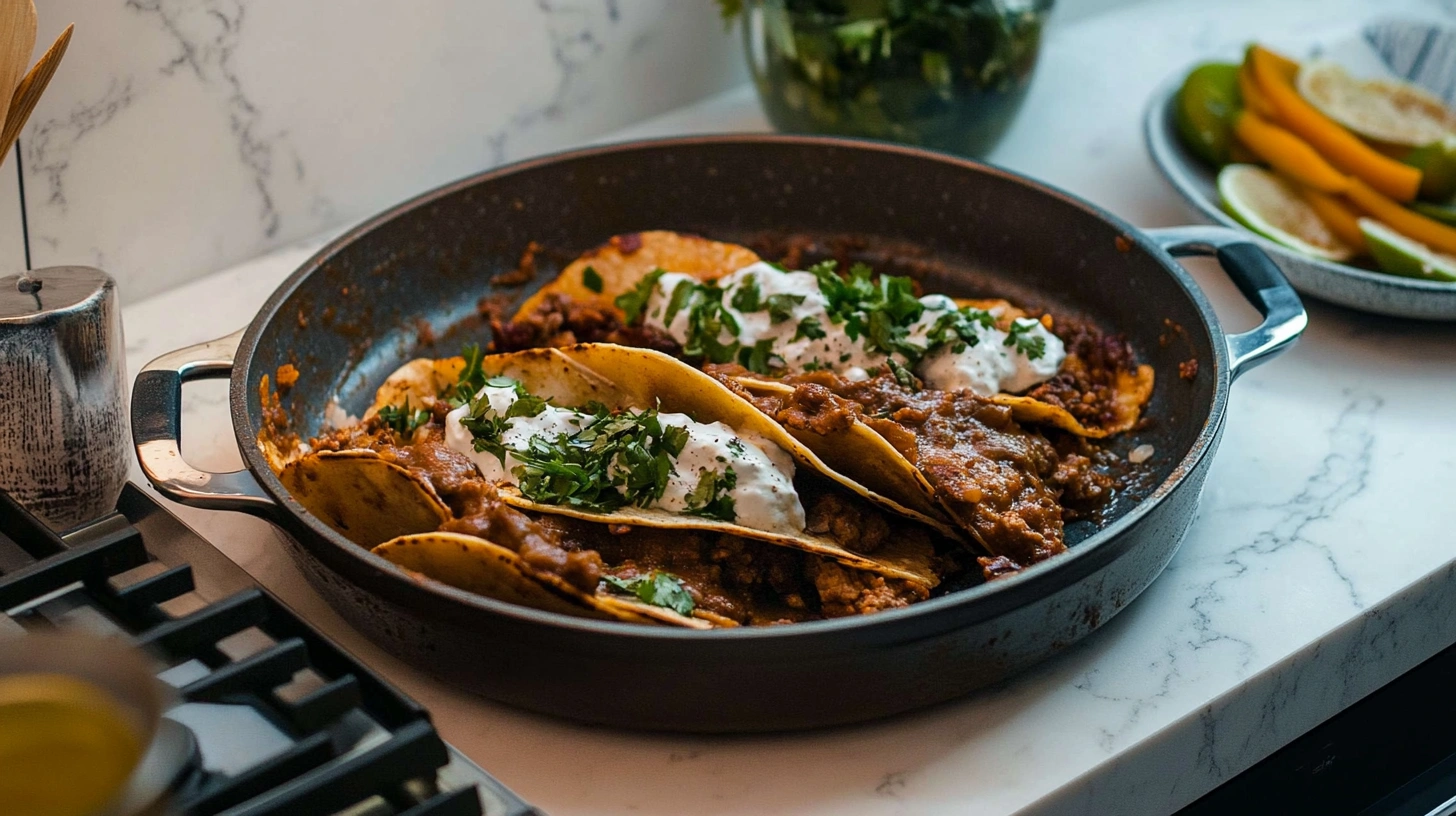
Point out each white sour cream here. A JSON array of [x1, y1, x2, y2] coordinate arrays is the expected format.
[[642, 263, 1066, 396], [444, 383, 805, 534]]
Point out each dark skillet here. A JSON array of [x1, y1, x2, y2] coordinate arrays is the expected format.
[[132, 136, 1305, 732]]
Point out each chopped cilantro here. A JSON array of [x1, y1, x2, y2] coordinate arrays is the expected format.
[[663, 278, 695, 325], [886, 358, 921, 390], [459, 376, 549, 465], [377, 399, 430, 436], [495, 401, 690, 513], [729, 276, 762, 311], [1005, 318, 1048, 360], [581, 265, 604, 293], [615, 268, 667, 325], [793, 316, 826, 342], [726, 438, 746, 456], [802, 359, 824, 372], [442, 343, 489, 408], [603, 572, 696, 616], [737, 338, 784, 375], [925, 306, 996, 351], [684, 467, 737, 522], [680, 285, 741, 364], [765, 293, 805, 323]]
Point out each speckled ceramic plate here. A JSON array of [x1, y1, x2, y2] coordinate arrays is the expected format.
[[1145, 19, 1456, 321]]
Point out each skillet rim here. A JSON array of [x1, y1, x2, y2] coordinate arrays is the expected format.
[[230, 133, 1231, 643]]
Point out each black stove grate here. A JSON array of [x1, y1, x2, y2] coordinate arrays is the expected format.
[[0, 485, 535, 816]]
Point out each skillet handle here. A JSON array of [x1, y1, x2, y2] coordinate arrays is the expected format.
[[1146, 225, 1308, 380], [131, 329, 278, 517]]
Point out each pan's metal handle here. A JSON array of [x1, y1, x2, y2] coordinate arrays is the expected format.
[[131, 329, 278, 517], [1147, 225, 1308, 379]]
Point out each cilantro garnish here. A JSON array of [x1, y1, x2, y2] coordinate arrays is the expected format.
[[1004, 318, 1048, 360], [458, 376, 550, 464], [737, 338, 784, 375], [581, 265, 604, 293], [680, 285, 741, 364], [603, 572, 696, 616], [506, 404, 689, 512], [793, 316, 826, 342], [684, 467, 737, 522], [925, 306, 996, 351], [442, 343, 489, 408], [615, 268, 667, 324], [765, 293, 804, 323], [730, 276, 761, 311], [377, 399, 430, 436], [885, 358, 921, 390], [663, 278, 695, 325]]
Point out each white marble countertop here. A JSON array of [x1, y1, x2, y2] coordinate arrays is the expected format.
[[119, 0, 1456, 813]]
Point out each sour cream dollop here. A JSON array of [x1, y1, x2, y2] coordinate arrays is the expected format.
[[640, 261, 1065, 396], [443, 382, 805, 534]]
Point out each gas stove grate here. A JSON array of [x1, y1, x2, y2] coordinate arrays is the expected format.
[[0, 485, 534, 816]]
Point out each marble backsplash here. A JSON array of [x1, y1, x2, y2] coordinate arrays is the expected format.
[[0, 1, 747, 302]]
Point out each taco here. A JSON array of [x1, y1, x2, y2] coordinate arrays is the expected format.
[[493, 233, 1156, 577], [274, 344, 948, 627]]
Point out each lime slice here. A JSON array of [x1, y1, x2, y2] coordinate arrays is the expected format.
[[1297, 59, 1456, 147], [1403, 135, 1456, 201], [1175, 62, 1242, 167], [1218, 164, 1355, 261], [1359, 217, 1456, 281], [1411, 199, 1456, 225]]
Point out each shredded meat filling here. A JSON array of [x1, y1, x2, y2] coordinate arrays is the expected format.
[[784, 373, 1067, 570]]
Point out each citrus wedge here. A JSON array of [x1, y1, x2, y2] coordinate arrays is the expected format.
[[1297, 59, 1456, 147], [1218, 164, 1356, 261], [1175, 62, 1242, 167], [1359, 217, 1456, 281]]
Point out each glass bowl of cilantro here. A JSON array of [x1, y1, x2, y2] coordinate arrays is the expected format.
[[725, 0, 1052, 157]]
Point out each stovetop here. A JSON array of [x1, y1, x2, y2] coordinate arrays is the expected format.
[[0, 482, 541, 816]]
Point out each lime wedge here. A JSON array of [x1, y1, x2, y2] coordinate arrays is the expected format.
[[1175, 62, 1242, 167], [1218, 164, 1355, 261], [1359, 217, 1456, 281], [1298, 60, 1456, 147], [1403, 135, 1456, 201], [1411, 199, 1456, 225]]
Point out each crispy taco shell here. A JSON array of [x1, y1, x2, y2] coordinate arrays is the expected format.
[[372, 532, 712, 628], [512, 231, 761, 321], [279, 450, 451, 549], [467, 345, 942, 587]]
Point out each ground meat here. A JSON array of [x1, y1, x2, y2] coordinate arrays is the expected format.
[[801, 373, 1066, 570], [1023, 318, 1139, 432], [491, 291, 683, 355], [805, 492, 889, 553], [805, 559, 929, 617]]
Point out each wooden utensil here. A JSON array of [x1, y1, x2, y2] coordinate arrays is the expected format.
[[0, 0, 36, 142], [0, 22, 69, 160]]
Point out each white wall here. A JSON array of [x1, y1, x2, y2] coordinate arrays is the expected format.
[[0, 1, 747, 302]]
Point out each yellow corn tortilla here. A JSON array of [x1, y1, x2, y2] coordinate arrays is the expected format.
[[468, 345, 942, 587], [279, 449, 450, 549], [992, 364, 1155, 438], [512, 231, 761, 321], [363, 357, 466, 421], [373, 532, 712, 628]]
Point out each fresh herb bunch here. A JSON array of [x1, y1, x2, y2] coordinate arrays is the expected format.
[[723, 0, 1050, 156], [603, 572, 696, 616]]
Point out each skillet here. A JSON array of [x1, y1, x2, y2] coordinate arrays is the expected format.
[[132, 135, 1305, 731]]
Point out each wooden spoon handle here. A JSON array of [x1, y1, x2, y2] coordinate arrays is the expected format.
[[0, 23, 71, 161], [0, 0, 37, 143]]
